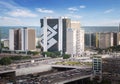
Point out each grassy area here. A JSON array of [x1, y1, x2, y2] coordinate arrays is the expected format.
[[83, 62, 92, 66], [55, 61, 82, 66], [55, 61, 92, 66]]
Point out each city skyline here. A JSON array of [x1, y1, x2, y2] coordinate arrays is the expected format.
[[0, 0, 120, 26]]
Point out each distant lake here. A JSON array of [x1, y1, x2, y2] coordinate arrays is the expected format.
[[81, 26, 119, 33], [0, 26, 40, 39], [0, 26, 119, 39]]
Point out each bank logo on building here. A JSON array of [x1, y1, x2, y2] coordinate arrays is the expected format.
[[41, 24, 58, 50]]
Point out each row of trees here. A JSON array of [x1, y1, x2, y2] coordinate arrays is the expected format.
[[42, 51, 61, 58], [42, 51, 70, 59], [1, 50, 40, 56], [108, 45, 120, 52], [95, 45, 120, 54], [0, 57, 11, 65], [27, 51, 40, 55], [0, 56, 31, 65], [0, 51, 71, 65], [37, 41, 71, 59]]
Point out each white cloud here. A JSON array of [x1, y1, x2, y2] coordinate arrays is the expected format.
[[0, 1, 39, 26], [100, 19, 120, 26], [66, 14, 83, 19], [104, 9, 114, 14], [72, 15, 82, 18], [0, 16, 20, 21], [68, 7, 78, 11], [80, 5, 86, 9], [8, 9, 37, 17], [0, 1, 17, 10], [0, 1, 37, 17], [36, 8, 54, 13], [0, 16, 24, 26], [82, 19, 120, 26]]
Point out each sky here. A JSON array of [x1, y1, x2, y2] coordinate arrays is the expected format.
[[0, 0, 120, 26]]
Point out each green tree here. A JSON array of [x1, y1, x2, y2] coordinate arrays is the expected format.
[[27, 51, 32, 55], [27, 51, 40, 55], [36, 40, 41, 48], [31, 51, 40, 55], [63, 54, 70, 59], [1, 42, 4, 48], [53, 51, 61, 56], [42, 52, 58, 58], [10, 56, 31, 61], [22, 56, 31, 59], [0, 57, 12, 65], [10, 56, 22, 60]]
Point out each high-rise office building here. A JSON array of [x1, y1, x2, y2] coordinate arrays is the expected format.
[[9, 28, 36, 51], [77, 29, 84, 55], [40, 17, 71, 53], [85, 32, 96, 48], [85, 32, 118, 49], [66, 21, 84, 56], [117, 32, 120, 45], [98, 32, 113, 49]]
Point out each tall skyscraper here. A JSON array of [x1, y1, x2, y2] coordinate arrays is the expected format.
[[9, 28, 36, 51], [40, 17, 71, 54], [117, 32, 120, 45], [66, 21, 84, 56]]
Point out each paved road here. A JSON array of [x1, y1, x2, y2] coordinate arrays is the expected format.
[[16, 68, 92, 84]]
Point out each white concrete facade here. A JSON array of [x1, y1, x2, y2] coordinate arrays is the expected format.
[[21, 28, 24, 51], [25, 28, 28, 50], [77, 29, 84, 55], [66, 28, 76, 56], [58, 17, 63, 53], [66, 21, 84, 56], [16, 64, 52, 76], [21, 28, 29, 51], [43, 17, 48, 52], [9, 29, 14, 50]]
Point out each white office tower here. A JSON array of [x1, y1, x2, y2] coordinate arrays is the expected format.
[[66, 21, 84, 57], [40, 17, 71, 54], [9, 28, 36, 51]]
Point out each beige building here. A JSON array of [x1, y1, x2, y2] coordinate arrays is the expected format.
[[66, 21, 84, 56], [117, 32, 120, 45], [3, 39, 9, 48], [27, 28, 36, 50], [97, 32, 113, 49], [86, 32, 120, 49]]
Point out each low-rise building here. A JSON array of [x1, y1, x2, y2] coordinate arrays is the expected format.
[[3, 39, 9, 48]]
